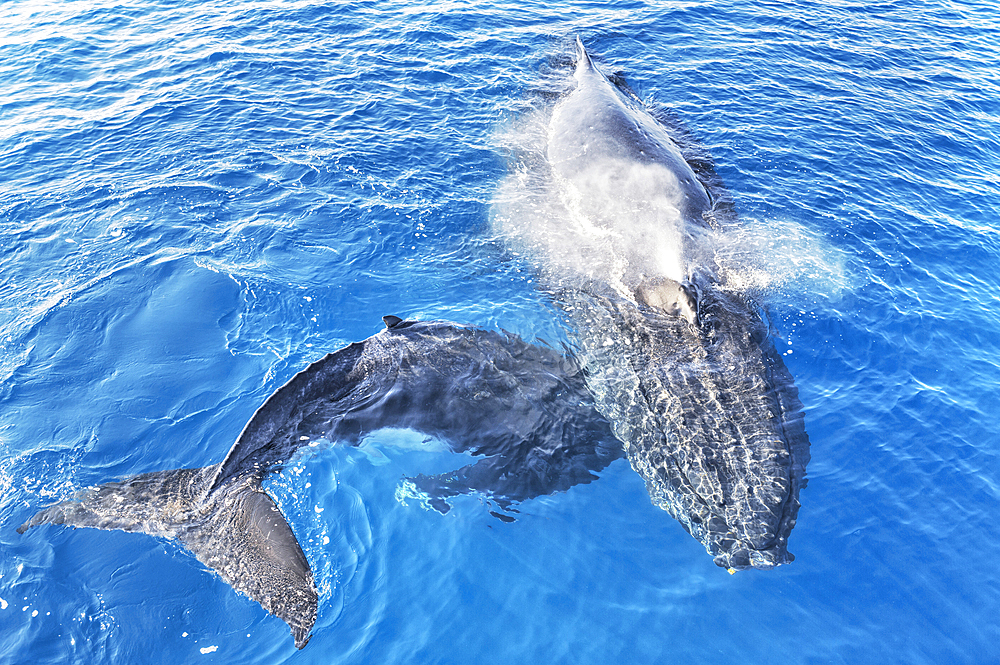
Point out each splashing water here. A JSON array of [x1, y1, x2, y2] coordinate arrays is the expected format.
[[492, 54, 851, 307]]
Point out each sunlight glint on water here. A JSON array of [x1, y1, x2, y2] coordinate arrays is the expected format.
[[1, 0, 999, 663]]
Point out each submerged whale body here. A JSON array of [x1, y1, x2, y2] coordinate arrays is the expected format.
[[511, 38, 810, 570], [17, 38, 811, 650], [18, 317, 620, 648]]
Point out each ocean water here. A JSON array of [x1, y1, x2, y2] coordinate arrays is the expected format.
[[2, 0, 999, 663]]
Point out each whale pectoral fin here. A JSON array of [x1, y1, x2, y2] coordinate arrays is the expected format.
[[18, 469, 317, 649], [406, 433, 623, 513], [179, 484, 318, 649], [405, 456, 515, 512]]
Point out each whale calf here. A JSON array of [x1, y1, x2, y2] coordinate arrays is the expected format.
[[18, 317, 620, 648], [497, 38, 810, 570]]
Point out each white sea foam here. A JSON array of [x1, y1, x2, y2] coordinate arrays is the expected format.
[[493, 100, 851, 306]]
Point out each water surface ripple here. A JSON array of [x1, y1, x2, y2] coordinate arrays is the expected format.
[[1, 0, 999, 663]]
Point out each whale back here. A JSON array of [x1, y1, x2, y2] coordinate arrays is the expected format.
[[18, 319, 619, 646], [541, 41, 810, 570]]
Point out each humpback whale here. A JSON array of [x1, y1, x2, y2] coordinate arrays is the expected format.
[[18, 317, 619, 648], [16, 38, 811, 650], [496, 38, 810, 570]]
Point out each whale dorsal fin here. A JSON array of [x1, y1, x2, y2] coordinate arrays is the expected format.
[[382, 315, 403, 328]]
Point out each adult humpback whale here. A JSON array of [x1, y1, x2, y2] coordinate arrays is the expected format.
[[495, 38, 810, 570], [18, 317, 620, 648], [16, 38, 811, 651]]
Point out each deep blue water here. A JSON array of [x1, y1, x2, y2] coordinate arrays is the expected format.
[[2, 0, 999, 663]]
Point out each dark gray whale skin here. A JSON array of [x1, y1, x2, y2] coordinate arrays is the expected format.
[[557, 280, 809, 571], [16, 40, 813, 651], [17, 317, 620, 648], [541, 40, 810, 571]]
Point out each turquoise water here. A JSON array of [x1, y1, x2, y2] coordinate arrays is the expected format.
[[2, 0, 999, 663]]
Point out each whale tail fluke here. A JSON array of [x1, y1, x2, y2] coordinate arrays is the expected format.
[[17, 466, 317, 648], [16, 317, 626, 649], [179, 478, 318, 649]]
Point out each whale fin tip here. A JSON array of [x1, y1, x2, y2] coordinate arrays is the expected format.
[[18, 469, 318, 649], [574, 36, 593, 72]]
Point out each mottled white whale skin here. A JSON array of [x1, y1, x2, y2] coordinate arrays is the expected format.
[[546, 37, 714, 289], [549, 38, 711, 223]]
